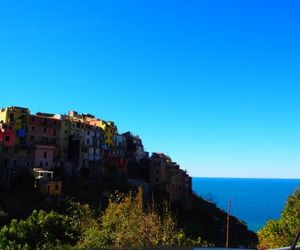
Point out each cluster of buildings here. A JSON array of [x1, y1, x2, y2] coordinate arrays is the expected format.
[[0, 106, 191, 200]]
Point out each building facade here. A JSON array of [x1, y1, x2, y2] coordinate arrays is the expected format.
[[0, 106, 192, 199], [0, 106, 29, 145]]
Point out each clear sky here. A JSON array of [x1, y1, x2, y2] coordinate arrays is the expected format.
[[1, 1, 300, 178]]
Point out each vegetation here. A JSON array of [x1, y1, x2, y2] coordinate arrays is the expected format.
[[258, 188, 300, 249], [0, 188, 206, 250], [0, 169, 259, 249], [0, 210, 78, 250], [78, 188, 207, 248]]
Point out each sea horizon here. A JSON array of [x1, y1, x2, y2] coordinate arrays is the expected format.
[[192, 177, 300, 232], [193, 176, 300, 180]]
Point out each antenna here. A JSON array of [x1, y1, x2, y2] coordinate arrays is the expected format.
[[226, 198, 232, 248]]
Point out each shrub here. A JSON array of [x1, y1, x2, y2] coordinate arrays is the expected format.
[[0, 210, 78, 250], [258, 189, 300, 249], [78, 188, 193, 248]]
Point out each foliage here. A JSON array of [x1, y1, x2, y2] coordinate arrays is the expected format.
[[66, 200, 100, 248], [77, 188, 203, 248], [66, 200, 97, 233], [0, 210, 78, 250], [258, 188, 300, 249], [0, 190, 210, 249]]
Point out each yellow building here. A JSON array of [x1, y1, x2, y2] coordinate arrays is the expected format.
[[88, 119, 117, 149], [67, 111, 87, 136], [0, 106, 30, 144], [66, 110, 117, 151], [101, 121, 117, 148], [54, 114, 71, 161]]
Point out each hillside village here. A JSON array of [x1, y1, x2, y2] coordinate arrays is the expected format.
[[0, 106, 192, 201], [0, 106, 259, 248]]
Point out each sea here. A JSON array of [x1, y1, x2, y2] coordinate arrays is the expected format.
[[192, 177, 300, 232]]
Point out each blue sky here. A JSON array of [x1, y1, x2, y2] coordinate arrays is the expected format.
[[1, 1, 300, 178]]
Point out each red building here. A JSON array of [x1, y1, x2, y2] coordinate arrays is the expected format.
[[0, 122, 16, 146], [103, 150, 128, 173], [27, 114, 61, 146], [26, 114, 62, 169]]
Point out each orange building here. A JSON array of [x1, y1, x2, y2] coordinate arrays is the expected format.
[[33, 168, 62, 196], [149, 153, 191, 201]]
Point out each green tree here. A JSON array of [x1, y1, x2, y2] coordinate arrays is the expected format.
[[66, 200, 101, 249], [258, 189, 300, 249], [0, 210, 78, 250]]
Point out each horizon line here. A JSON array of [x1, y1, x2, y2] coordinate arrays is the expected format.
[[192, 176, 300, 180]]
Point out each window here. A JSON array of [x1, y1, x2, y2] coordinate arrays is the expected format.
[[9, 113, 14, 122], [44, 151, 47, 159], [40, 162, 43, 167], [87, 139, 90, 144], [31, 116, 35, 121], [65, 130, 68, 134], [21, 115, 27, 123], [45, 162, 48, 167], [19, 137, 25, 145], [3, 147, 8, 153], [53, 129, 56, 136], [55, 184, 59, 191], [43, 127, 47, 133], [30, 135, 34, 141], [32, 126, 35, 131], [5, 136, 10, 142]]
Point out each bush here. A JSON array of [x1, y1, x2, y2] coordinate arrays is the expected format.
[[258, 189, 300, 249], [0, 190, 208, 249], [78, 188, 197, 248], [0, 210, 78, 250]]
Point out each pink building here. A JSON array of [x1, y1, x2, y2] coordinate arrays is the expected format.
[[28, 114, 61, 146], [0, 122, 16, 146], [34, 144, 55, 169]]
